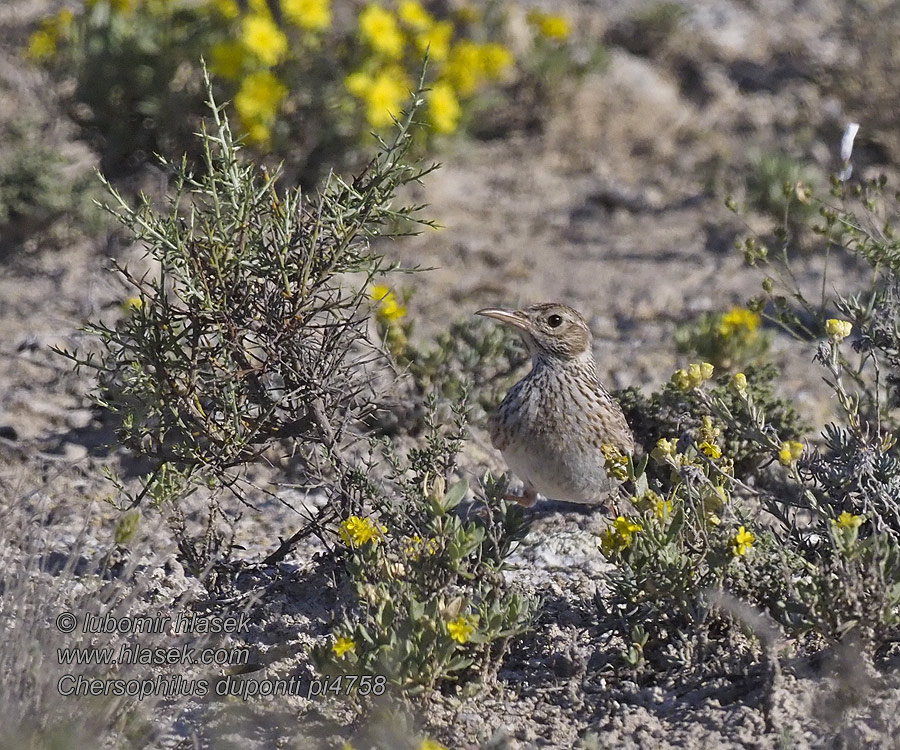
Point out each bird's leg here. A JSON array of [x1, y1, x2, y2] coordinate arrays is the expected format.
[[505, 484, 538, 508]]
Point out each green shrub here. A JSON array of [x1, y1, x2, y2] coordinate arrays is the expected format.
[[57, 70, 435, 569], [28, 0, 592, 178], [314, 396, 535, 697]]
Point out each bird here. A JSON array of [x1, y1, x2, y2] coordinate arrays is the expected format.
[[476, 302, 634, 508]]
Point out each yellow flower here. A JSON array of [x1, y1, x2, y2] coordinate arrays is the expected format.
[[527, 10, 571, 40], [825, 318, 852, 341], [600, 516, 643, 556], [398, 0, 433, 30], [447, 615, 476, 644], [332, 636, 356, 657], [732, 526, 755, 556], [26, 10, 73, 62], [427, 81, 461, 134], [212, 0, 240, 19], [671, 368, 691, 391], [210, 41, 246, 81], [351, 69, 409, 128], [419, 739, 447, 750], [651, 437, 678, 463], [415, 20, 454, 62], [718, 307, 761, 337], [444, 40, 482, 96], [370, 284, 407, 321], [359, 4, 405, 59], [778, 440, 804, 466], [244, 121, 272, 145], [655, 498, 672, 519], [731, 372, 748, 394], [122, 296, 144, 313], [833, 511, 863, 530], [477, 42, 514, 78], [235, 70, 287, 122], [698, 441, 722, 459], [339, 515, 386, 547], [600, 443, 629, 481], [283, 0, 331, 31], [241, 13, 288, 67], [26, 29, 58, 61]]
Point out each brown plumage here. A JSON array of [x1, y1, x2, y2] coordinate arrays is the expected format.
[[476, 302, 634, 507]]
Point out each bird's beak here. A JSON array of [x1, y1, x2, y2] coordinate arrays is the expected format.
[[475, 307, 530, 332]]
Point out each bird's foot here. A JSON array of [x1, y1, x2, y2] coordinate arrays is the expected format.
[[505, 487, 538, 508]]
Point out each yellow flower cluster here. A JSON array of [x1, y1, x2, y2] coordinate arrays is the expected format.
[[600, 516, 643, 557], [332, 635, 356, 657], [26, 9, 73, 61], [346, 68, 412, 128], [339, 515, 386, 547], [600, 443, 629, 481], [403, 534, 439, 559], [446, 615, 477, 644], [671, 362, 714, 391], [731, 371, 748, 394], [718, 307, 760, 337], [370, 284, 407, 322], [283, 0, 331, 31], [731, 525, 755, 556], [778, 440, 804, 467], [833, 511, 863, 530], [235, 71, 287, 144], [825, 318, 852, 341], [345, 2, 513, 133], [526, 10, 571, 40], [698, 416, 722, 459]]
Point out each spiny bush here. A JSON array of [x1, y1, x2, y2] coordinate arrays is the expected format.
[[57, 69, 436, 574], [27, 0, 592, 178]]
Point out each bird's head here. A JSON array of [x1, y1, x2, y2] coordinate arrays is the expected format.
[[476, 302, 592, 362]]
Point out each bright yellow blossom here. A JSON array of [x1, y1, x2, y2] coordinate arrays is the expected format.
[[359, 4, 406, 59], [398, 0, 433, 30], [332, 636, 356, 657], [731, 372, 748, 394], [447, 615, 476, 644], [241, 13, 288, 66], [698, 441, 722, 459], [825, 318, 852, 341], [348, 69, 410, 128], [283, 0, 331, 31], [428, 81, 461, 134], [212, 0, 240, 19], [655, 498, 672, 519], [415, 20, 454, 62], [833, 511, 863, 530], [732, 526, 755, 556], [444, 40, 482, 96], [527, 10, 571, 40], [478, 42, 514, 77], [210, 41, 246, 81], [419, 739, 447, 750], [122, 296, 144, 313], [778, 440, 804, 466], [339, 515, 386, 547], [26, 10, 73, 62], [235, 70, 287, 122], [600, 516, 643, 556], [370, 285, 407, 321], [718, 307, 761, 337]]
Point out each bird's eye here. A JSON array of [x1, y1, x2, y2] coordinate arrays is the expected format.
[[547, 314, 563, 328]]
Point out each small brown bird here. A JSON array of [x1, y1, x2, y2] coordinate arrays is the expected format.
[[476, 303, 634, 507]]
